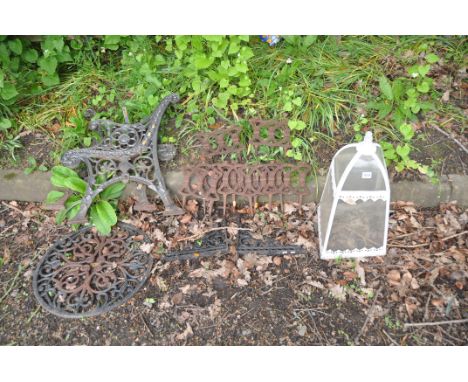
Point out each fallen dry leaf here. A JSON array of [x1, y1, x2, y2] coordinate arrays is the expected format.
[[140, 242, 154, 254], [176, 323, 193, 341], [387, 270, 401, 286], [329, 284, 347, 302]]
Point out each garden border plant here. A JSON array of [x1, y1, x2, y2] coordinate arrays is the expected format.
[[1, 35, 466, 183]]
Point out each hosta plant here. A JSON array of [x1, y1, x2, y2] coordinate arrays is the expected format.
[[45, 165, 126, 235]]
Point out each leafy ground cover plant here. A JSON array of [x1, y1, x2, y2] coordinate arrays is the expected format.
[[46, 165, 125, 235], [0, 35, 465, 179]]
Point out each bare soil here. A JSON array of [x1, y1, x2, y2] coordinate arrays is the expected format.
[[0, 199, 466, 345]]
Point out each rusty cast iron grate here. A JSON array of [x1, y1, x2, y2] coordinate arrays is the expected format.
[[32, 223, 153, 318]]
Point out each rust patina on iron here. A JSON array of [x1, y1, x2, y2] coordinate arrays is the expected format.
[[164, 225, 306, 262], [61, 94, 184, 224], [181, 118, 310, 214], [32, 223, 153, 318]]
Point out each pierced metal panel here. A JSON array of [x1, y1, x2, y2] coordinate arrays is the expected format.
[[180, 163, 311, 214], [249, 118, 291, 150], [237, 230, 307, 256], [164, 230, 229, 261], [32, 223, 153, 318]]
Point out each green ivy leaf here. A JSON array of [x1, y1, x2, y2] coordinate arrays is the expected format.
[[379, 76, 393, 100], [38, 56, 58, 75], [425, 53, 439, 64], [417, 64, 430, 77], [42, 73, 60, 87], [396, 144, 411, 159], [288, 120, 306, 131], [291, 137, 302, 148], [399, 123, 414, 141], [194, 54, 214, 70], [7, 39, 22, 55], [416, 81, 430, 93], [103, 35, 121, 50], [45, 190, 65, 204], [43, 36, 64, 53], [1, 83, 18, 100], [22, 48, 38, 63], [0, 118, 12, 130]]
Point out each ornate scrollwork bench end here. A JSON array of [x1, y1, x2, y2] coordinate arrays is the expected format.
[[61, 93, 184, 224]]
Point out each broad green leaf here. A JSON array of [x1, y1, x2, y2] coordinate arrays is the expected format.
[[379, 76, 393, 100], [291, 137, 302, 148], [193, 54, 214, 69], [90, 205, 111, 235], [55, 208, 68, 224], [8, 39, 22, 55], [283, 101, 292, 112], [399, 123, 414, 141], [1, 83, 18, 100], [425, 53, 439, 64], [22, 48, 38, 63], [203, 35, 223, 42], [52, 165, 79, 179], [378, 103, 393, 118], [42, 73, 60, 87], [239, 46, 254, 60], [303, 35, 317, 47], [396, 144, 411, 158], [416, 81, 430, 93], [100, 182, 126, 201], [417, 64, 430, 77], [43, 36, 64, 53], [24, 167, 35, 175], [38, 56, 58, 75], [0, 118, 12, 130], [91, 200, 117, 235], [103, 35, 121, 50], [45, 190, 65, 204], [64, 177, 87, 193], [228, 42, 240, 55], [288, 120, 306, 131]]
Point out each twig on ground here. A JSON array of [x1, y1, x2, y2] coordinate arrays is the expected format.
[[0, 265, 23, 305], [388, 230, 467, 248], [382, 329, 399, 346], [430, 124, 468, 155], [140, 313, 156, 339], [424, 292, 432, 322], [354, 286, 383, 345], [404, 318, 468, 329]]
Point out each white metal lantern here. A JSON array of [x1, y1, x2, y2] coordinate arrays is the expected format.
[[318, 131, 390, 259]]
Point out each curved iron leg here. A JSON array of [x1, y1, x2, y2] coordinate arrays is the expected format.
[[133, 184, 157, 212]]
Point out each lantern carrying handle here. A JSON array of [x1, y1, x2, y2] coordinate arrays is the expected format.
[[357, 131, 376, 155]]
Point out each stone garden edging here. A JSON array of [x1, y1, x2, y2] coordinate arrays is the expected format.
[[0, 168, 467, 208]]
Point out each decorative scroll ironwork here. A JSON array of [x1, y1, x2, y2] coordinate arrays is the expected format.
[[191, 119, 291, 162], [249, 118, 291, 150], [237, 230, 307, 256], [164, 224, 306, 262], [192, 125, 244, 159], [61, 94, 184, 224], [164, 230, 228, 261], [180, 163, 311, 214], [32, 223, 153, 318]]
